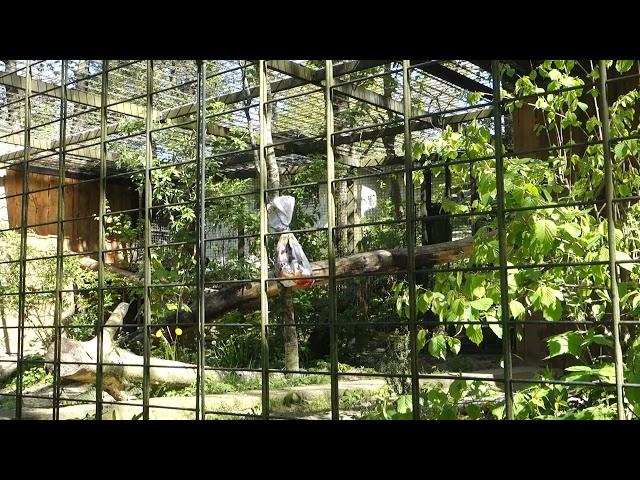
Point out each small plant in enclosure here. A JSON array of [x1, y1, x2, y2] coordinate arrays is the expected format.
[[153, 327, 183, 361], [377, 329, 411, 395], [362, 379, 501, 420]]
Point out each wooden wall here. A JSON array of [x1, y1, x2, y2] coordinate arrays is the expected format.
[[4, 170, 137, 260]]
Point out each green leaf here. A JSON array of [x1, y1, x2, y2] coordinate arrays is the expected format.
[[416, 293, 429, 314], [532, 285, 561, 308], [448, 380, 468, 402], [466, 404, 482, 420], [615, 60, 634, 74], [396, 394, 412, 414], [543, 300, 563, 321], [548, 69, 562, 81], [559, 223, 581, 238], [546, 331, 583, 359], [616, 251, 635, 272], [465, 324, 483, 346], [509, 299, 526, 319], [416, 329, 428, 352], [470, 297, 493, 311], [589, 333, 613, 348], [428, 334, 447, 360], [534, 219, 557, 249], [487, 316, 502, 339], [472, 285, 486, 298], [447, 336, 461, 354]]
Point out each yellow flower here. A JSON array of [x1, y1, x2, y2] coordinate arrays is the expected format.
[[155, 329, 164, 338], [175, 328, 183, 336]]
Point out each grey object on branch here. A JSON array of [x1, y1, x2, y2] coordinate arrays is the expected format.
[[267, 195, 295, 233]]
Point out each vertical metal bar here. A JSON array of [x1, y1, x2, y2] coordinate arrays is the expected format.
[[143, 60, 153, 420], [402, 60, 420, 419], [196, 59, 207, 420], [53, 59, 68, 421], [325, 60, 339, 420], [96, 60, 108, 420], [15, 60, 32, 421], [258, 60, 270, 419], [492, 59, 514, 420], [599, 60, 625, 420]]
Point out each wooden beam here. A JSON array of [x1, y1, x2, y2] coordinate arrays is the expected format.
[[410, 60, 493, 98], [266, 60, 427, 118], [0, 123, 120, 164], [157, 60, 394, 123], [157, 76, 308, 122], [219, 106, 493, 169], [0, 73, 148, 118]]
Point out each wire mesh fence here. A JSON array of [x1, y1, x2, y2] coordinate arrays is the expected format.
[[0, 59, 639, 420]]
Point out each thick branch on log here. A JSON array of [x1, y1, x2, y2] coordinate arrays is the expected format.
[[78, 257, 141, 282], [182, 237, 473, 325]]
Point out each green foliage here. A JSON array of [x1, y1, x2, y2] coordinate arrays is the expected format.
[[364, 379, 500, 420], [388, 60, 640, 419]]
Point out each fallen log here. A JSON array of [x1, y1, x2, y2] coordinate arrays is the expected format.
[[88, 239, 473, 325], [45, 302, 232, 397], [180, 236, 473, 325], [0, 355, 17, 382]]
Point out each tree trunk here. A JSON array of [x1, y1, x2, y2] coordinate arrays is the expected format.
[[281, 288, 299, 371]]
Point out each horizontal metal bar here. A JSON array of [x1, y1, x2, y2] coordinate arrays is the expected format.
[[149, 282, 197, 288], [103, 168, 146, 180], [334, 218, 405, 230], [412, 153, 495, 172], [266, 133, 326, 149], [332, 66, 403, 88], [501, 79, 599, 106], [207, 146, 258, 160], [414, 210, 495, 222], [333, 118, 401, 137], [205, 190, 259, 202], [148, 159, 196, 172], [505, 138, 603, 160], [204, 103, 259, 122], [205, 233, 258, 242], [609, 132, 640, 145], [264, 181, 322, 192], [406, 60, 446, 72], [0, 64, 28, 81], [410, 101, 494, 122], [204, 279, 261, 285], [265, 87, 324, 105], [150, 200, 195, 210], [334, 169, 404, 183], [264, 226, 326, 236], [105, 92, 147, 110], [148, 240, 195, 249], [266, 274, 330, 282], [505, 199, 607, 214], [508, 259, 610, 270], [101, 207, 141, 217], [203, 410, 263, 419], [152, 78, 197, 97]]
